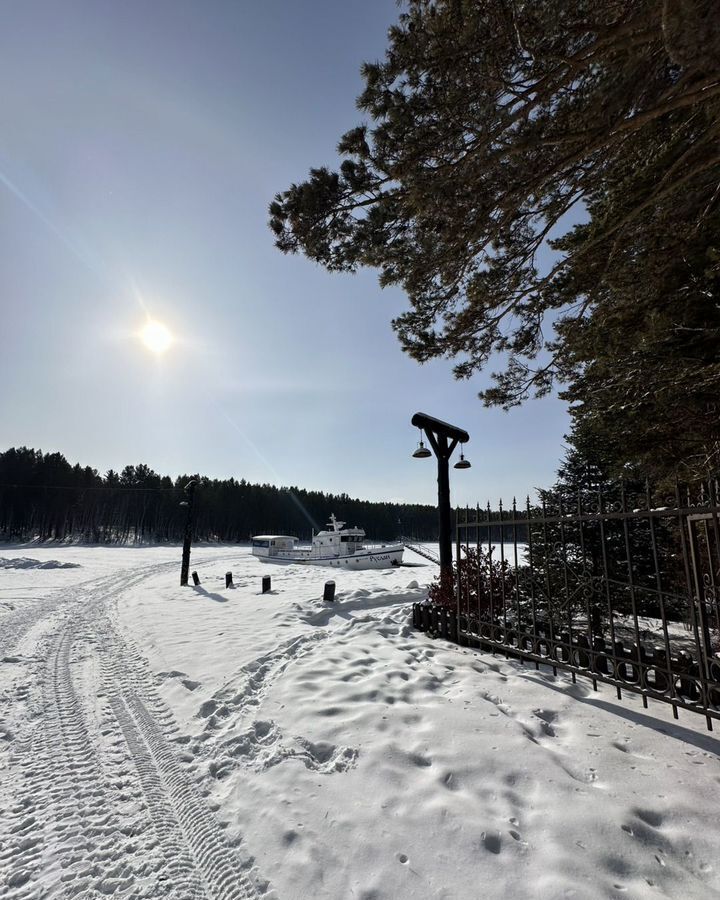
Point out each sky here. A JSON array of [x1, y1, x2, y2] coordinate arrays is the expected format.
[[0, 0, 571, 508]]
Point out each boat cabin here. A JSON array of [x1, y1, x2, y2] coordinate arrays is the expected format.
[[251, 535, 297, 559], [310, 515, 367, 558]]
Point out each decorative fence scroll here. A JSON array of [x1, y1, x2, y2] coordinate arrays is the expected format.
[[412, 479, 720, 730]]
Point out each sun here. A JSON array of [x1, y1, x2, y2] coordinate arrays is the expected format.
[[140, 320, 173, 354]]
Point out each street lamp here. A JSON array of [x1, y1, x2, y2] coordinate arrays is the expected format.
[[410, 413, 470, 581], [412, 429, 432, 459], [180, 479, 198, 586], [454, 444, 471, 469]]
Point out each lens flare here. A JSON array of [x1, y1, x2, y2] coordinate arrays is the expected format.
[[140, 320, 173, 354]]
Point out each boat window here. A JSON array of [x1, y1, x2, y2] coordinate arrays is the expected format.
[[252, 539, 270, 548]]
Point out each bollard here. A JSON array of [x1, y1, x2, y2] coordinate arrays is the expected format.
[[192, 571, 200, 586], [262, 575, 272, 594], [323, 580, 336, 603], [226, 571, 233, 588]]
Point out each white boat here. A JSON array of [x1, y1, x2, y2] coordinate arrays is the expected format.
[[251, 515, 404, 569]]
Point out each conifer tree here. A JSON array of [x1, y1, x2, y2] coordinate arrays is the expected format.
[[270, 0, 720, 478]]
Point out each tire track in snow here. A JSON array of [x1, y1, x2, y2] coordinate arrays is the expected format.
[[0, 716, 53, 899], [97, 610, 267, 900], [93, 555, 268, 898], [4, 594, 185, 899], [1, 554, 270, 899], [0, 588, 72, 659], [43, 620, 166, 898], [105, 680, 262, 899]]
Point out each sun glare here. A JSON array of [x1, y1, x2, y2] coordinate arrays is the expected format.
[[140, 320, 173, 354]]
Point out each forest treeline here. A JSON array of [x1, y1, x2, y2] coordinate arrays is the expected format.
[[0, 446, 465, 544]]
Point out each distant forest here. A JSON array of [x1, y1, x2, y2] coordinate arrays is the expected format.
[[0, 447, 450, 544]]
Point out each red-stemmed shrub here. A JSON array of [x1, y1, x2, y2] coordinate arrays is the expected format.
[[427, 545, 516, 619]]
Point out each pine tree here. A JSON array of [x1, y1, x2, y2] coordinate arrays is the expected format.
[[270, 0, 720, 478]]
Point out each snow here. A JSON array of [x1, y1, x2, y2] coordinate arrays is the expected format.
[[0, 556, 81, 569], [1, 545, 719, 899]]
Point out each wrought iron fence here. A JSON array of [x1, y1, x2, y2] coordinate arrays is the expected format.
[[412, 479, 720, 730]]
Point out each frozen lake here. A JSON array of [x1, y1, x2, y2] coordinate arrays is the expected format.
[[1, 544, 719, 899]]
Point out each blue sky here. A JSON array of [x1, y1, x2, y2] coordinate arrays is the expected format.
[[0, 0, 571, 507]]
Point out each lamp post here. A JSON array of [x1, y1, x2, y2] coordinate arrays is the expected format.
[[411, 413, 470, 583], [179, 479, 198, 587]]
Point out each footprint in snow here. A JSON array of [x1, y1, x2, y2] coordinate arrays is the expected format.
[[156, 669, 188, 681], [198, 700, 219, 718], [408, 751, 432, 768], [632, 807, 664, 829], [442, 771, 459, 791], [534, 708, 559, 723], [508, 830, 528, 846]]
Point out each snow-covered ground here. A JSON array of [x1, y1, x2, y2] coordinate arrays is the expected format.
[[1, 545, 719, 900]]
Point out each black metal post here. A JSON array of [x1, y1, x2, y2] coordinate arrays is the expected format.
[[687, 516, 715, 682], [180, 479, 197, 587], [436, 436, 452, 573], [411, 413, 469, 587]]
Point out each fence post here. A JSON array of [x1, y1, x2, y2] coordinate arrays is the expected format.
[[262, 575, 272, 594], [323, 580, 336, 603], [191, 571, 200, 586], [179, 479, 197, 586], [225, 571, 233, 588]]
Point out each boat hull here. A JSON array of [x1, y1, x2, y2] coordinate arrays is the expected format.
[[256, 546, 404, 570]]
